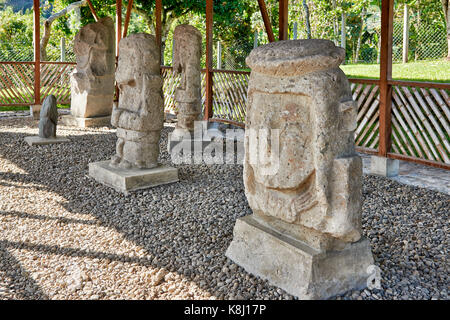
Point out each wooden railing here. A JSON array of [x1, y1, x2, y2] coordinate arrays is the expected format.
[[40, 62, 75, 104], [1, 62, 448, 169], [0, 62, 35, 106], [161, 67, 449, 169], [0, 61, 75, 106]]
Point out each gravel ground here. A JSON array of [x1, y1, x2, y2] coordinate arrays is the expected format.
[[0, 116, 448, 300]]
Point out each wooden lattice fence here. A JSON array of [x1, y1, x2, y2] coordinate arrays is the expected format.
[[0, 63, 448, 168], [40, 62, 75, 105], [0, 62, 74, 105], [0, 62, 35, 105], [390, 83, 449, 164], [161, 66, 206, 114], [350, 80, 380, 153], [164, 68, 450, 168]]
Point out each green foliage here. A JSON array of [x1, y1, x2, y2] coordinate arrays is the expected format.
[[340, 60, 450, 82], [0, 5, 33, 61]]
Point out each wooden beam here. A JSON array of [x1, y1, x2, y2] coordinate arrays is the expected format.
[[122, 0, 133, 38], [86, 0, 99, 22], [378, 0, 394, 157], [257, 0, 275, 43], [155, 0, 162, 65], [116, 0, 122, 56], [279, 0, 288, 40], [33, 0, 40, 105], [204, 0, 213, 120]]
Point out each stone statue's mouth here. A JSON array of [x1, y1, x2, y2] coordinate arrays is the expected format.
[[262, 170, 316, 194]]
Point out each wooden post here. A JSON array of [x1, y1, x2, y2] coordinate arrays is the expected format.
[[402, 3, 409, 63], [204, 0, 213, 120], [122, 0, 134, 38], [86, 0, 99, 22], [116, 0, 122, 56], [33, 0, 40, 105], [341, 12, 346, 50], [257, 0, 275, 43], [217, 41, 222, 69], [60, 37, 66, 62], [155, 0, 162, 66], [379, 0, 394, 157], [293, 21, 298, 40], [279, 0, 288, 40]]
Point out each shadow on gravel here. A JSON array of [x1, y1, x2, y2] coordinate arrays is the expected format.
[[0, 126, 448, 300], [0, 242, 48, 300], [0, 128, 265, 299]]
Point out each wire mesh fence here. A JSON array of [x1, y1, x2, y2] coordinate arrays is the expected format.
[[0, 37, 76, 63], [0, 40, 34, 62], [211, 1, 448, 69], [45, 39, 76, 62]]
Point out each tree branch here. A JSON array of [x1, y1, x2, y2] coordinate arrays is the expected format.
[[40, 0, 88, 61]]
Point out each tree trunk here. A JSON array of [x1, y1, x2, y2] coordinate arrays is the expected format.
[[341, 11, 346, 64], [402, 4, 410, 63], [332, 0, 338, 45], [354, 7, 366, 63], [131, 2, 176, 66], [40, 0, 87, 61], [303, 0, 311, 39], [415, 6, 422, 61]]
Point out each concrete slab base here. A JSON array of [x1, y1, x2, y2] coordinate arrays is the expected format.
[[370, 155, 399, 177], [89, 160, 179, 194], [24, 136, 70, 146], [60, 115, 111, 128], [226, 215, 374, 300]]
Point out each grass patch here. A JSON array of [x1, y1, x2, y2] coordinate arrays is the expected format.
[[340, 60, 450, 82], [0, 104, 70, 112]]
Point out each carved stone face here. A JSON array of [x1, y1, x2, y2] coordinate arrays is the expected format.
[[243, 40, 363, 243], [116, 44, 137, 88], [247, 91, 314, 190], [74, 18, 114, 76]]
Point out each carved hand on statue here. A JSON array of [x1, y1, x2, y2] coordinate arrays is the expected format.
[[111, 104, 122, 127]]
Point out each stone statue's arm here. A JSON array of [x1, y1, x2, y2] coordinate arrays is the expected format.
[[116, 110, 144, 130], [111, 103, 122, 127]]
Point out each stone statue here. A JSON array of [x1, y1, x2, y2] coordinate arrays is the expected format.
[[25, 94, 70, 146], [226, 39, 373, 299], [110, 33, 164, 169], [69, 17, 115, 123], [172, 24, 202, 135], [244, 39, 362, 244], [39, 95, 58, 139]]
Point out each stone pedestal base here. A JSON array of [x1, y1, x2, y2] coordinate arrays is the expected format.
[[24, 136, 70, 146], [370, 155, 399, 177], [60, 115, 111, 128], [226, 215, 374, 300], [89, 160, 179, 194]]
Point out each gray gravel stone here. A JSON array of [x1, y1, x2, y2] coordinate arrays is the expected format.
[[0, 117, 448, 300]]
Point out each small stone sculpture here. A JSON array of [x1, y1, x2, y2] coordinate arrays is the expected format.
[[39, 95, 58, 138], [69, 17, 115, 121], [226, 39, 374, 299], [110, 33, 164, 169], [24, 94, 69, 146], [172, 24, 202, 135]]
